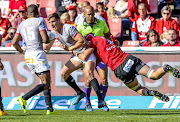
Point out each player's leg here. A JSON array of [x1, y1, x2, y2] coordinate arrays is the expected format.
[[138, 65, 180, 80], [60, 57, 85, 105], [126, 77, 169, 102], [96, 62, 109, 111], [0, 59, 7, 116], [83, 58, 106, 109]]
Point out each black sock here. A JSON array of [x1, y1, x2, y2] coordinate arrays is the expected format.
[[142, 89, 152, 96], [65, 75, 82, 95], [90, 78, 103, 101], [43, 89, 53, 112], [0, 87, 3, 111], [22, 84, 45, 100]]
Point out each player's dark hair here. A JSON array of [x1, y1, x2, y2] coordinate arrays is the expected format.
[[27, 4, 38, 17], [47, 13, 60, 21]]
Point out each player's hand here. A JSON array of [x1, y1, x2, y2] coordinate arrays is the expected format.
[[59, 43, 69, 51]]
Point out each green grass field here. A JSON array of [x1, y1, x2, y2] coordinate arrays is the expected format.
[[1, 110, 180, 122]]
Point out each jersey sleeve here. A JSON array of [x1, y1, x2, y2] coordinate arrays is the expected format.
[[150, 17, 155, 30], [16, 25, 21, 35], [38, 19, 46, 32], [68, 25, 79, 38], [131, 20, 137, 32]]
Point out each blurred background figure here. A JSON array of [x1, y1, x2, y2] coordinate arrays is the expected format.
[[60, 12, 77, 27], [131, 3, 155, 46], [5, 0, 26, 23], [77, 2, 83, 14], [96, 2, 109, 27], [101, 0, 109, 11], [142, 29, 163, 46], [114, 0, 128, 18], [106, 7, 116, 18], [13, 5, 27, 28], [1, 27, 17, 47], [155, 6, 179, 39], [160, 30, 169, 45], [67, 5, 77, 23], [158, 0, 173, 18], [55, 0, 77, 16], [162, 29, 180, 46], [0, 9, 10, 47]]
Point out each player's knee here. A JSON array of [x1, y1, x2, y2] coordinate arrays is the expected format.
[[60, 71, 69, 80], [146, 69, 160, 80], [44, 82, 50, 89]]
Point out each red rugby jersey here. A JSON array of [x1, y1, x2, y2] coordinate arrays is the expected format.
[[89, 36, 129, 71]]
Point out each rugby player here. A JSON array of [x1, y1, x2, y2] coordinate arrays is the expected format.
[[12, 4, 57, 115], [47, 13, 106, 109], [78, 33, 180, 101]]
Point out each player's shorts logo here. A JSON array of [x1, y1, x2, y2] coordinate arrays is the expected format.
[[123, 59, 134, 73]]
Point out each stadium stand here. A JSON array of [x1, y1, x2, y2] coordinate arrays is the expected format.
[[147, 0, 158, 14], [26, 0, 37, 6], [96, 0, 117, 8], [107, 17, 122, 38]]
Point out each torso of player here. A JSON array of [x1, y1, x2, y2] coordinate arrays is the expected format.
[[133, 16, 154, 40], [92, 36, 129, 71], [17, 18, 46, 52], [51, 24, 86, 54]]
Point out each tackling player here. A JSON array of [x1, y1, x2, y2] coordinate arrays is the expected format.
[[12, 4, 57, 115], [80, 33, 180, 101]]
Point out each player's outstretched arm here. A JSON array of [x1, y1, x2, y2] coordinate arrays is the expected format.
[[12, 33, 24, 55]]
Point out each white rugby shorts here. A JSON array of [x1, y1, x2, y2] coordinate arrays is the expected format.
[[24, 50, 50, 74], [71, 53, 96, 64]]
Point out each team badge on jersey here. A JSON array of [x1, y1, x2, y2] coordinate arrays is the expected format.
[[123, 59, 134, 73]]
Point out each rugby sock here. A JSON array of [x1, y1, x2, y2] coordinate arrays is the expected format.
[[65, 75, 83, 95], [100, 83, 108, 100], [142, 89, 152, 96], [22, 84, 45, 100], [83, 84, 92, 104], [90, 78, 103, 101], [43, 89, 53, 112]]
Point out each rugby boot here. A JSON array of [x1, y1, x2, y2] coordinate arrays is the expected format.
[[17, 96, 27, 113], [0, 109, 8, 116], [151, 90, 169, 102], [72, 92, 86, 105], [102, 104, 109, 111], [98, 100, 106, 108], [164, 64, 180, 78], [46, 110, 59, 115], [86, 103, 93, 112]]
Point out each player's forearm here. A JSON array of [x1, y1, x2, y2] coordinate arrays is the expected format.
[[13, 43, 24, 55], [68, 41, 86, 51]]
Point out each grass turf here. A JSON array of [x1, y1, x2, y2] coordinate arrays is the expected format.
[[1, 110, 180, 122]]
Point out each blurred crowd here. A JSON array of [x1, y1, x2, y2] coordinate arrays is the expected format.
[[0, 0, 180, 47]]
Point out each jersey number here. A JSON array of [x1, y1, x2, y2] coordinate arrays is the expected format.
[[23, 27, 36, 41]]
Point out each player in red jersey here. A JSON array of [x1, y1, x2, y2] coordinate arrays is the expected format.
[[81, 33, 180, 102]]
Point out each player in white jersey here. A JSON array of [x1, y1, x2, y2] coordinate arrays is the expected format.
[[46, 13, 107, 110], [12, 4, 57, 115]]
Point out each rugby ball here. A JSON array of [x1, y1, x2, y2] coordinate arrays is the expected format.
[[47, 31, 55, 42]]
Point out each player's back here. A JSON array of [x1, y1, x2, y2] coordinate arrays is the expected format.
[[17, 17, 45, 52]]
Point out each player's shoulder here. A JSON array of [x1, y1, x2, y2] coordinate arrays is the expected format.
[[149, 16, 155, 21]]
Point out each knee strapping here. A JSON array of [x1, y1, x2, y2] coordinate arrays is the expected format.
[[146, 69, 154, 78]]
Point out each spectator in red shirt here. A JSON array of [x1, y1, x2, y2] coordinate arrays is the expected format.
[[142, 29, 163, 46], [162, 29, 180, 46], [131, 3, 155, 45], [0, 9, 10, 46], [156, 6, 179, 38], [128, 0, 151, 22], [5, 0, 26, 22]]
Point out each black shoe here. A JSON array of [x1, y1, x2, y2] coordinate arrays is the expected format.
[[72, 92, 86, 105], [164, 64, 180, 78], [151, 90, 169, 102]]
